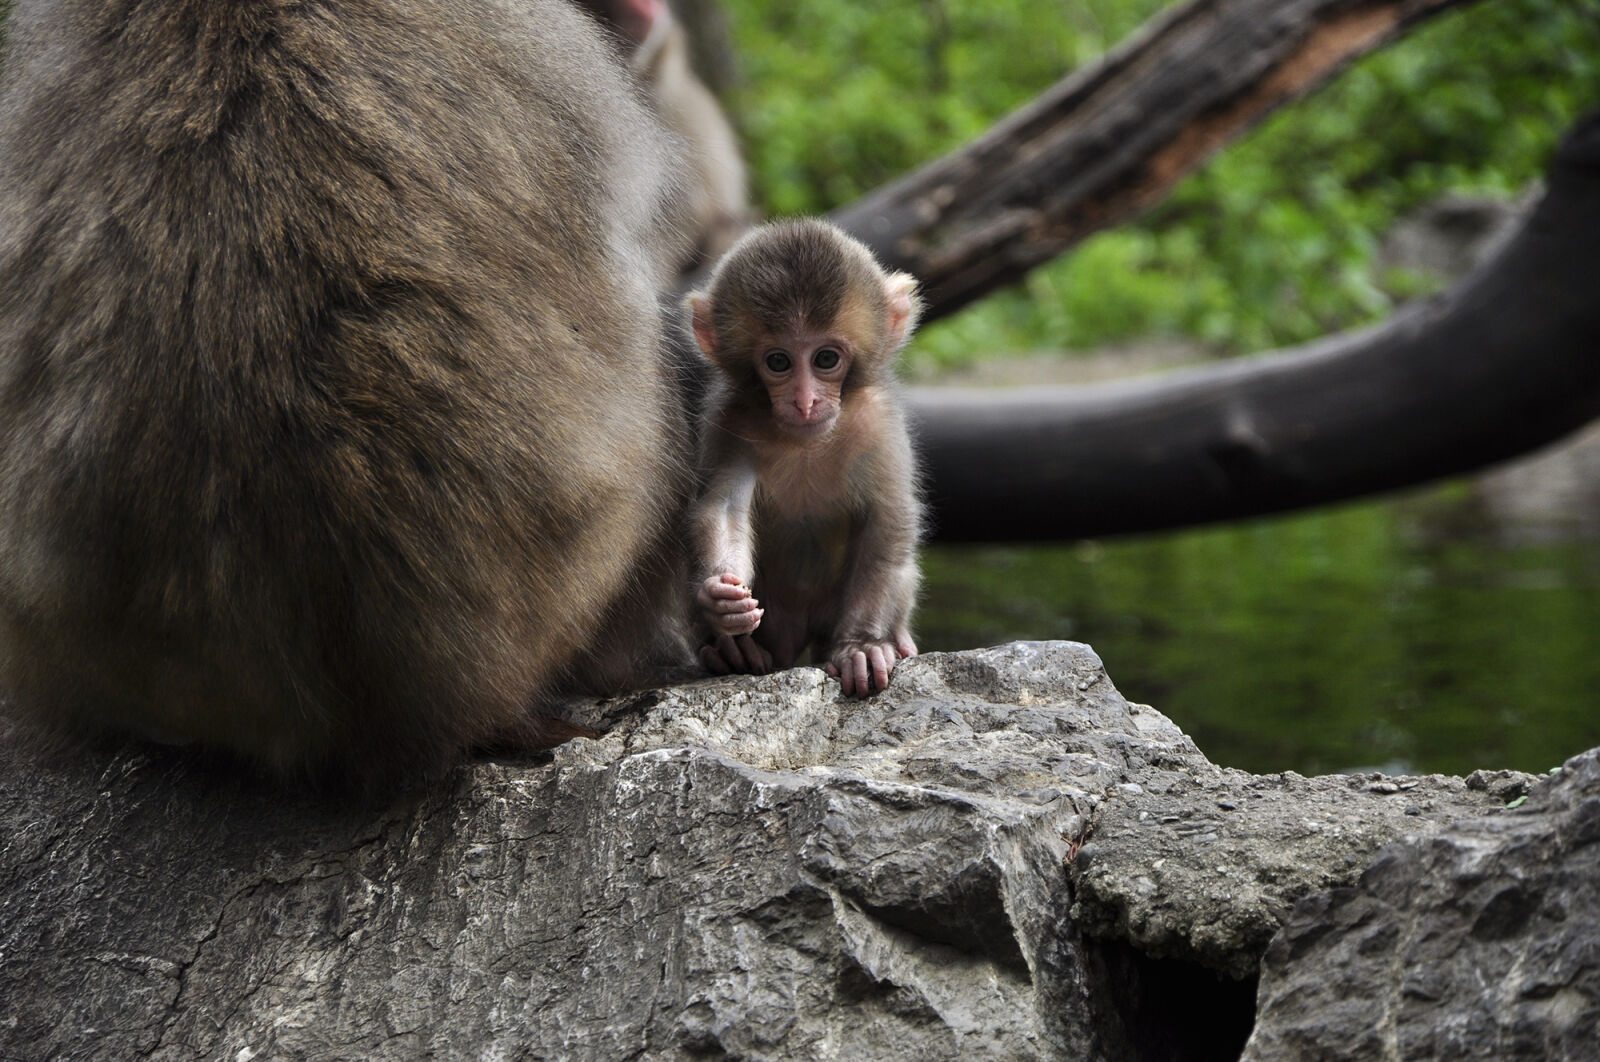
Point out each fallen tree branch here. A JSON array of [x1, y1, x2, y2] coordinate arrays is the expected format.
[[834, 0, 1481, 322], [907, 110, 1600, 542]]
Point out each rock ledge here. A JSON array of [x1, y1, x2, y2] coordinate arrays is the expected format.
[[0, 642, 1579, 1061]]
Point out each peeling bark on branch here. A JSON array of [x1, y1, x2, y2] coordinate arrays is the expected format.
[[834, 0, 1479, 322], [908, 112, 1600, 542]]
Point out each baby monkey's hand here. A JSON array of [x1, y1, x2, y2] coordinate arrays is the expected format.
[[698, 572, 762, 636]]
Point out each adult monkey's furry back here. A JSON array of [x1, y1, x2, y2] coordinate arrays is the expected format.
[[0, 0, 695, 784]]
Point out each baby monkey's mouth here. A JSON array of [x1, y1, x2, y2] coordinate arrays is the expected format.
[[778, 416, 836, 439]]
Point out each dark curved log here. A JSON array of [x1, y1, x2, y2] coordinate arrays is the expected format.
[[909, 112, 1600, 543], [834, 0, 1480, 322]]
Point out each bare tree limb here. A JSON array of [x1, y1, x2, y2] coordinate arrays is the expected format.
[[908, 110, 1600, 542], [834, 0, 1481, 322]]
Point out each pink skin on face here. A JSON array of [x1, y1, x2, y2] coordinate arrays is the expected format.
[[758, 338, 849, 437], [612, 0, 666, 44]]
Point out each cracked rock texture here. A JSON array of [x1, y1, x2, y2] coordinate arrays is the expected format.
[[1067, 762, 1531, 979], [0, 642, 1580, 1060], [1243, 746, 1600, 1061]]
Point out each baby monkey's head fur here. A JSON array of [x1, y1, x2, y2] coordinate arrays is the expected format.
[[689, 219, 921, 396]]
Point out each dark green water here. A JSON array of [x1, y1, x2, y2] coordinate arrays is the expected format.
[[919, 488, 1600, 777]]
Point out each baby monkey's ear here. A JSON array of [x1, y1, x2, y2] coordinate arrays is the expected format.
[[686, 292, 717, 358], [883, 272, 922, 352]]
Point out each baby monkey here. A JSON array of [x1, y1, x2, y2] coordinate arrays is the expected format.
[[687, 219, 923, 696]]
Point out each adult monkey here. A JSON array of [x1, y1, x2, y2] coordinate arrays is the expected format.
[[576, 0, 752, 269], [0, 0, 697, 784]]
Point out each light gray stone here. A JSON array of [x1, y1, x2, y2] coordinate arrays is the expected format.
[[0, 642, 1585, 1060], [1069, 764, 1526, 979], [0, 644, 1156, 1061], [1244, 747, 1600, 1062]]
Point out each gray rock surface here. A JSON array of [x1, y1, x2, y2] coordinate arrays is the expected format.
[[0, 644, 1164, 1061], [1244, 747, 1600, 1062], [1069, 763, 1531, 979], [0, 642, 1574, 1060]]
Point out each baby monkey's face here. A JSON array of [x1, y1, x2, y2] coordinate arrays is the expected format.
[[754, 332, 856, 437]]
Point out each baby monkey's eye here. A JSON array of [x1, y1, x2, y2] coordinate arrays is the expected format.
[[814, 348, 841, 370], [765, 351, 792, 373]]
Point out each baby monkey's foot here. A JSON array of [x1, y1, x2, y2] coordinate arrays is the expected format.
[[826, 634, 917, 697], [700, 633, 773, 676]]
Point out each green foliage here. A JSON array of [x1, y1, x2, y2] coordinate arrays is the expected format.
[[724, 0, 1167, 216], [717, 0, 1600, 364]]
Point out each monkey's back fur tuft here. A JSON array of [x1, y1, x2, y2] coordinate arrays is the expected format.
[[0, 0, 693, 785]]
